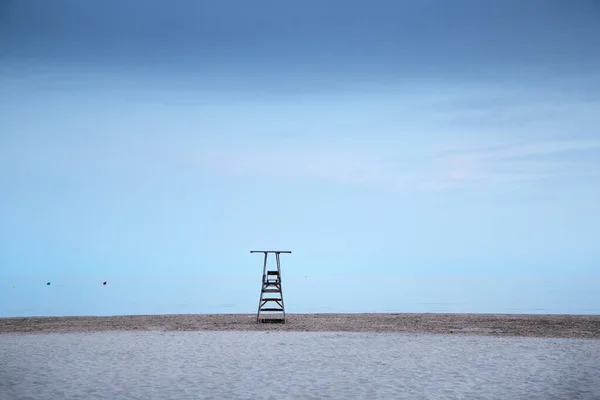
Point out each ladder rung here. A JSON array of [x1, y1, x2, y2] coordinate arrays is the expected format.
[[260, 308, 283, 312], [259, 319, 284, 323], [261, 298, 282, 302], [267, 271, 279, 275], [262, 289, 281, 293]]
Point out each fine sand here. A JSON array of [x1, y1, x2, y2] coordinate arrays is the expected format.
[[1, 313, 599, 338], [2, 331, 599, 399]]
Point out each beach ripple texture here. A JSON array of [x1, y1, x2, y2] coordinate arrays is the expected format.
[[1, 331, 599, 399]]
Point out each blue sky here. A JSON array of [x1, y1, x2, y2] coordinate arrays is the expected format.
[[1, 0, 599, 316]]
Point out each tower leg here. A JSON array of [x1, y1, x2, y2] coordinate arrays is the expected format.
[[256, 252, 268, 322], [276, 252, 286, 323]]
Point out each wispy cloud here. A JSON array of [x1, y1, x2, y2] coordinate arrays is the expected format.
[[425, 139, 600, 190], [195, 145, 407, 186], [3, 130, 598, 194], [190, 136, 600, 193], [444, 138, 600, 160]]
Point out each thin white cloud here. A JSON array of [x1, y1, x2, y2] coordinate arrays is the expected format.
[[446, 139, 600, 161], [187, 135, 600, 193], [426, 139, 600, 189], [195, 145, 406, 186]]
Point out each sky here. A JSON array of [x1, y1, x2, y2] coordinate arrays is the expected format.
[[1, 0, 599, 316]]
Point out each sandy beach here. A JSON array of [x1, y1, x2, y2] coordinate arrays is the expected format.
[[2, 314, 600, 399], [1, 313, 599, 338], [1, 330, 599, 399]]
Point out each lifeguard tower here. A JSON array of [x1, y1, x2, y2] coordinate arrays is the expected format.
[[251, 250, 291, 323]]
